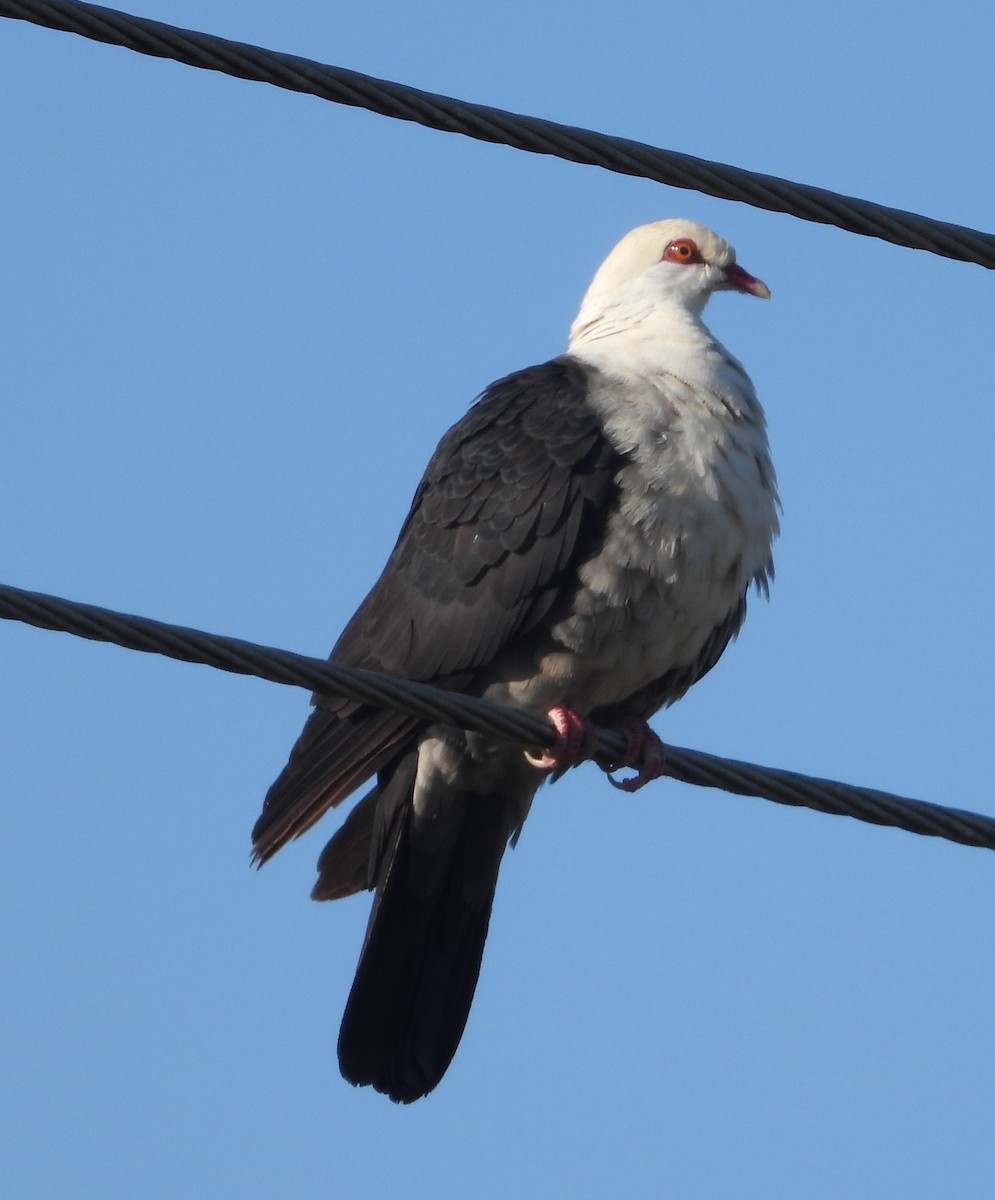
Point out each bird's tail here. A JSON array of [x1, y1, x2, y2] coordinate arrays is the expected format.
[[332, 760, 511, 1104]]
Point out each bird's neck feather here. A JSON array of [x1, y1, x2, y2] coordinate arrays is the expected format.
[[567, 303, 754, 417], [569, 293, 713, 359]]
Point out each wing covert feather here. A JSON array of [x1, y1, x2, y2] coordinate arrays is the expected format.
[[332, 357, 621, 683]]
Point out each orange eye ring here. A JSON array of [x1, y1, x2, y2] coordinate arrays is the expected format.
[[663, 238, 703, 265]]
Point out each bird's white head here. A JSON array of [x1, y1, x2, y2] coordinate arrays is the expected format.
[[569, 219, 769, 348]]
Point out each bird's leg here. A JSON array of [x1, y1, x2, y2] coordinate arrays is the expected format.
[[524, 708, 667, 793], [524, 705, 599, 772], [601, 719, 668, 792], [599, 719, 668, 793]]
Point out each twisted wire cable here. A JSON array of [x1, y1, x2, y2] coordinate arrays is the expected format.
[[2, 0, 994, 268], [2, 581, 993, 853]]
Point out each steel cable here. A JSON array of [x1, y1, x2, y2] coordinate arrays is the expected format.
[[2, 0, 994, 267], [3, 3, 993, 851], [3, 580, 994, 853]]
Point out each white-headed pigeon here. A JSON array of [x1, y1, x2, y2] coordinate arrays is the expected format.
[[252, 219, 779, 1102]]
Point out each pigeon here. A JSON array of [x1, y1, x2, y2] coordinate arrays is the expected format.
[[252, 219, 779, 1102]]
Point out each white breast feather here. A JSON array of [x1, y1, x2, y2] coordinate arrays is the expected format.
[[513, 320, 778, 713]]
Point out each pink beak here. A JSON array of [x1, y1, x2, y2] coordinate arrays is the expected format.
[[724, 262, 771, 300]]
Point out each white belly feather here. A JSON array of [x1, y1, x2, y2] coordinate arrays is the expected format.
[[500, 336, 778, 714]]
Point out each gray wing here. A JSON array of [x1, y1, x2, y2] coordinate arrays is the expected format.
[[252, 356, 622, 863]]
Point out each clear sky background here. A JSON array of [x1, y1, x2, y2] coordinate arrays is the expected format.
[[3, 2, 995, 1197]]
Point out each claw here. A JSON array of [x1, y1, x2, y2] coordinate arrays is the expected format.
[[605, 720, 667, 792], [525, 705, 598, 772]]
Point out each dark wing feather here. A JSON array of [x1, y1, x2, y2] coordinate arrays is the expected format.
[[333, 356, 621, 679], [252, 703, 415, 862], [252, 357, 621, 862]]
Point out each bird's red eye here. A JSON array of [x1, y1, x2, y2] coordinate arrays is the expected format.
[[663, 238, 702, 265]]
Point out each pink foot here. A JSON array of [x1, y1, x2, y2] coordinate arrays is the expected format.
[[525, 705, 598, 772], [605, 720, 668, 793]]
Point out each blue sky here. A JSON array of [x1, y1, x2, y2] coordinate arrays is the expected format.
[[3, 2, 995, 1196]]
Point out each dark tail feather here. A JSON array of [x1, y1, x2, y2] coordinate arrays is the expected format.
[[310, 787, 379, 901], [337, 776, 509, 1104]]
